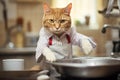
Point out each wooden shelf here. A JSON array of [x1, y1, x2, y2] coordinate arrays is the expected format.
[[10, 0, 42, 4]]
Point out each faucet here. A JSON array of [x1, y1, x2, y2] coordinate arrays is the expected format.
[[102, 24, 120, 34], [102, 24, 120, 57], [0, 0, 15, 48]]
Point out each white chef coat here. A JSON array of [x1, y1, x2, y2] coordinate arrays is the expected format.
[[48, 34, 72, 60], [36, 27, 96, 62]]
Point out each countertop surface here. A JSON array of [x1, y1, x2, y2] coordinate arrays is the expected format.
[[0, 47, 36, 55]]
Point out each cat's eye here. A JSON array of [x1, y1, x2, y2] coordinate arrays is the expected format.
[[60, 19, 66, 23], [49, 19, 54, 23]]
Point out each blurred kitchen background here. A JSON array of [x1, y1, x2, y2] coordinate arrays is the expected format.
[[0, 0, 120, 71]]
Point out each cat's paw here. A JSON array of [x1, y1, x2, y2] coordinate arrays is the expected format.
[[43, 47, 56, 62], [81, 38, 93, 55]]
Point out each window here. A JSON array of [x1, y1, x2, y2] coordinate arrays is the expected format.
[[52, 0, 99, 29]]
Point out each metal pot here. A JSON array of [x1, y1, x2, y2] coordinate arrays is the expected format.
[[48, 57, 120, 78]]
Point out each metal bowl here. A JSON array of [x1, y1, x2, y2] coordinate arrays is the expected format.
[[48, 57, 120, 78]]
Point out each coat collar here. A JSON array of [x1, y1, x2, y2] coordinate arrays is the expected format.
[[43, 27, 71, 40]]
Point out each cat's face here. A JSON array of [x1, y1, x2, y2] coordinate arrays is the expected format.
[[42, 3, 72, 36]]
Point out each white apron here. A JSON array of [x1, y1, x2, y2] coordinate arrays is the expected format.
[[47, 34, 72, 77], [48, 34, 72, 60], [40, 34, 72, 70]]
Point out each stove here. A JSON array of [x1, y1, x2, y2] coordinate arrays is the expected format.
[[50, 74, 120, 80]]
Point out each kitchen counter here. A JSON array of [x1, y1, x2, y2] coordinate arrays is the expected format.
[[0, 47, 36, 55], [0, 47, 37, 70], [0, 70, 41, 80]]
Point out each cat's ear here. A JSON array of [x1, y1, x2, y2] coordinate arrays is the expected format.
[[64, 3, 72, 15], [43, 3, 51, 14]]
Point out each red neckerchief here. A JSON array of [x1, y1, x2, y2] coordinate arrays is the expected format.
[[48, 34, 71, 45]]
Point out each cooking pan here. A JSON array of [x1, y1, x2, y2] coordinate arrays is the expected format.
[[48, 57, 120, 78]]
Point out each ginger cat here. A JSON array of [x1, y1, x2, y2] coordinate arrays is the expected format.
[[36, 3, 96, 62]]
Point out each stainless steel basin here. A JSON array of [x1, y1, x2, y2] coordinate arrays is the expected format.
[[48, 57, 120, 78]]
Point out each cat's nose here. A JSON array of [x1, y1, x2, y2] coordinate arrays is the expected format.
[[56, 27, 59, 30], [55, 23, 60, 30], [55, 26, 60, 30]]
